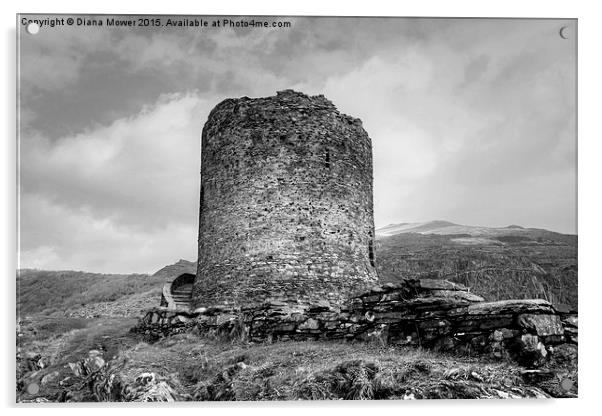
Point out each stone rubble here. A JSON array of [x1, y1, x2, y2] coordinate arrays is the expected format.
[[135, 278, 577, 369]]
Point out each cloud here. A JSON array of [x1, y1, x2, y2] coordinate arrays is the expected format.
[[18, 92, 216, 272], [20, 92, 209, 230], [314, 19, 575, 233], [19, 194, 196, 273], [19, 22, 112, 91], [17, 17, 577, 272]]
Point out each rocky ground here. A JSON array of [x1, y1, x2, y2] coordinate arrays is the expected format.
[[16, 259, 577, 402], [17, 313, 577, 402]]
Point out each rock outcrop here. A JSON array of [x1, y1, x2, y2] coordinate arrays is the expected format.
[[59, 350, 185, 402]]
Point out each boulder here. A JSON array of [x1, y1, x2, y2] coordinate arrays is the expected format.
[[415, 279, 469, 291], [464, 299, 554, 316], [274, 322, 296, 332], [491, 329, 504, 342], [455, 315, 514, 331], [40, 370, 60, 386], [518, 314, 564, 336], [298, 318, 320, 330], [561, 315, 578, 328], [171, 315, 190, 324], [553, 303, 576, 314], [429, 290, 485, 303], [513, 334, 548, 368]]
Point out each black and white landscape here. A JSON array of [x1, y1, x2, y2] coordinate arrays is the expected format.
[[17, 15, 576, 402]]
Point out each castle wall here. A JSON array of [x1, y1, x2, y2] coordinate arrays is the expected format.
[[192, 90, 378, 309], [139, 279, 578, 370]]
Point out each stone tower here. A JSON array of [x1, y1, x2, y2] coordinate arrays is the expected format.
[[192, 90, 378, 309]]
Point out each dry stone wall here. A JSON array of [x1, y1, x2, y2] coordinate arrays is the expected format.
[[138, 278, 578, 369], [193, 90, 378, 309]]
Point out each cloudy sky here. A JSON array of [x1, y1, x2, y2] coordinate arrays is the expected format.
[[18, 16, 576, 273]]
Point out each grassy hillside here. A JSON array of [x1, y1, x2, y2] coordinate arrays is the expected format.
[[17, 269, 166, 318], [17, 260, 196, 319], [375, 230, 577, 309]]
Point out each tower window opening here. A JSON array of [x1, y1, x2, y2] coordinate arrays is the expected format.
[[325, 148, 331, 169], [368, 240, 375, 268]]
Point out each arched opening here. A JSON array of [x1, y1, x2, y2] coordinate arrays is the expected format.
[[161, 273, 195, 310], [368, 239, 375, 268]]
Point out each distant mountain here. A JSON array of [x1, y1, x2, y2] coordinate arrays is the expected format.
[[374, 220, 577, 309], [377, 220, 458, 236], [376, 220, 576, 246]]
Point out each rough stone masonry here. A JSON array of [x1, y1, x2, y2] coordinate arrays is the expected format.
[[140, 278, 577, 370], [192, 90, 379, 309]]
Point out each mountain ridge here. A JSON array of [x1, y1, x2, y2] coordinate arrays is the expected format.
[[376, 220, 576, 242]]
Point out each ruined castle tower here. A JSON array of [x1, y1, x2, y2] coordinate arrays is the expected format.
[[192, 90, 378, 309]]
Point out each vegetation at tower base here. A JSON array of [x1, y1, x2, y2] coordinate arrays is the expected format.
[[193, 90, 378, 309]]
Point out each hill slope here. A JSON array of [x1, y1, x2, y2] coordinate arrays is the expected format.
[[375, 221, 577, 309], [16, 254, 577, 402], [17, 259, 196, 321]]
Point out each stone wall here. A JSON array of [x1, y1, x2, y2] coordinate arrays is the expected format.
[[193, 90, 378, 309], [138, 279, 577, 369]]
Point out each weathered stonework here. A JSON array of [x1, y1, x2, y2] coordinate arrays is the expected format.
[[138, 279, 578, 369], [192, 90, 378, 309]]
